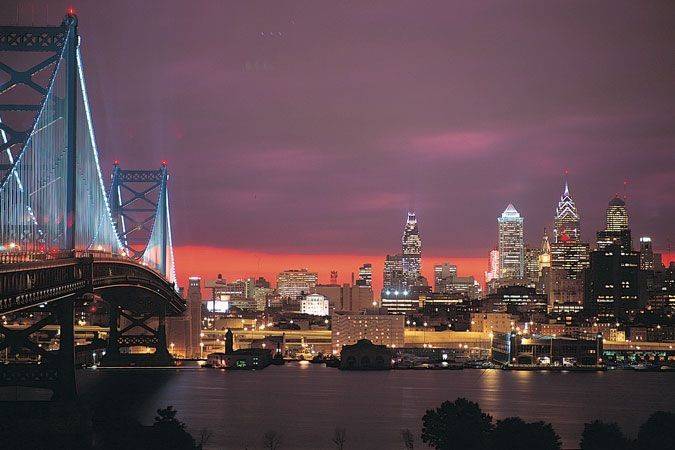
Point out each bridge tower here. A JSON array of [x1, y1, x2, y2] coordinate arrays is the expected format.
[[0, 13, 184, 400], [0, 13, 80, 401]]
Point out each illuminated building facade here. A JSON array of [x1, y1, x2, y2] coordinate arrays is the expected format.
[[383, 254, 403, 289], [553, 180, 581, 243], [276, 269, 318, 299], [380, 287, 417, 314], [331, 309, 405, 351], [498, 204, 524, 278], [596, 196, 632, 250], [639, 237, 663, 271], [585, 244, 642, 318], [524, 246, 542, 283], [485, 249, 500, 283], [434, 262, 457, 291], [356, 263, 373, 287], [401, 211, 422, 286], [485, 285, 547, 315], [300, 293, 330, 316], [538, 234, 551, 275], [550, 241, 590, 279], [435, 274, 481, 300]]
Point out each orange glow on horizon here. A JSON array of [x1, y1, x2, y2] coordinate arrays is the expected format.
[[174, 245, 488, 294]]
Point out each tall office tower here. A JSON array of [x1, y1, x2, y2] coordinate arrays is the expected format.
[[554, 180, 581, 243], [550, 241, 590, 280], [356, 263, 372, 287], [434, 262, 458, 292], [550, 179, 590, 280], [383, 254, 404, 289], [401, 211, 422, 285], [524, 246, 542, 283], [276, 269, 318, 299], [485, 249, 500, 283], [498, 204, 524, 279], [596, 196, 632, 250], [585, 244, 642, 318], [187, 276, 203, 358], [639, 237, 663, 271]]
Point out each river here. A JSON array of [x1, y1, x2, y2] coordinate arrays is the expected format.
[[78, 363, 674, 449]]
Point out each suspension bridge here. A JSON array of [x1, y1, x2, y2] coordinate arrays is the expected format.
[[0, 13, 184, 400]]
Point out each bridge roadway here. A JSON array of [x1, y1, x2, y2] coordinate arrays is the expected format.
[[0, 254, 185, 399], [0, 254, 185, 316]]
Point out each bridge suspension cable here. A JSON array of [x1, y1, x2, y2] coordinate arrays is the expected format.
[[0, 19, 124, 257]]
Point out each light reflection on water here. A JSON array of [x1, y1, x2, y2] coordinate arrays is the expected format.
[[79, 363, 675, 450]]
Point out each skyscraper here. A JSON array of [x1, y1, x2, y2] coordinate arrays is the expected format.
[[550, 180, 590, 279], [525, 246, 542, 283], [485, 249, 500, 283], [383, 254, 403, 290], [498, 204, 524, 279], [554, 179, 581, 243], [596, 196, 632, 250], [401, 211, 422, 285], [356, 263, 372, 287], [187, 276, 203, 357], [585, 244, 642, 318], [639, 237, 663, 271], [434, 262, 457, 292]]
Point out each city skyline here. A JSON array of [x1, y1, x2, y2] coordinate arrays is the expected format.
[[3, 1, 672, 291], [3, 1, 675, 264], [0, 5, 673, 448]]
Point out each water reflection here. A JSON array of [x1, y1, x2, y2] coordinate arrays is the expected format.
[[78, 365, 674, 449]]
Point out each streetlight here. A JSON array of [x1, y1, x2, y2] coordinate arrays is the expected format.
[[170, 342, 175, 356]]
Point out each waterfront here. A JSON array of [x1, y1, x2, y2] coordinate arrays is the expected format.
[[77, 363, 675, 449]]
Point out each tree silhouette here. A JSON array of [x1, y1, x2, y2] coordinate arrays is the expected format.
[[636, 411, 675, 450], [263, 430, 282, 450], [401, 428, 415, 449], [580, 420, 630, 450], [490, 417, 561, 450], [421, 398, 493, 450], [332, 427, 347, 449], [148, 406, 199, 449]]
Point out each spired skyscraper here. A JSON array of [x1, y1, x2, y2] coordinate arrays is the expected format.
[[498, 204, 524, 279], [554, 180, 580, 243], [401, 211, 422, 286], [550, 179, 589, 279]]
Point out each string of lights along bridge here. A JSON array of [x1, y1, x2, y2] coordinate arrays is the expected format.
[[0, 11, 183, 400], [0, 11, 176, 285]]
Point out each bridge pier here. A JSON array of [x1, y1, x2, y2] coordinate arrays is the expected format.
[[102, 299, 173, 366], [0, 299, 77, 401]]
